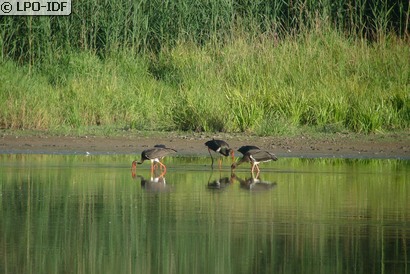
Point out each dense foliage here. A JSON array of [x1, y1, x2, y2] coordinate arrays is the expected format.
[[0, 0, 409, 134]]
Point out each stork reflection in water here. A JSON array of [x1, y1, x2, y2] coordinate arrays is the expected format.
[[231, 173, 277, 191]]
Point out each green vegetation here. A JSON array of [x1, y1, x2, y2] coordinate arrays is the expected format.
[[0, 0, 409, 135]]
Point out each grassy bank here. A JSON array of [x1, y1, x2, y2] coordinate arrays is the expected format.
[[1, 29, 408, 135], [0, 1, 409, 135]]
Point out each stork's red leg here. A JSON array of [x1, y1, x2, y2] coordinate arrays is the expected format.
[[158, 161, 167, 174], [251, 162, 257, 174], [208, 148, 214, 168]]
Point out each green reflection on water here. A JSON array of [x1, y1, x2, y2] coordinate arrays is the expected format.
[[0, 155, 409, 274]]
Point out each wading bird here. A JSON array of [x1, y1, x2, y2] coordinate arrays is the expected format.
[[132, 146, 177, 174], [231, 149, 278, 174], [236, 145, 261, 170], [205, 138, 234, 169]]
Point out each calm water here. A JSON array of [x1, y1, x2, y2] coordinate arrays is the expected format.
[[0, 154, 409, 274]]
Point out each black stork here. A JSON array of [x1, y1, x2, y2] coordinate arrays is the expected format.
[[132, 146, 177, 174], [204, 139, 234, 169], [231, 149, 278, 174], [236, 145, 261, 170]]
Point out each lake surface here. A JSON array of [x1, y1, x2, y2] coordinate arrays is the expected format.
[[0, 154, 409, 274]]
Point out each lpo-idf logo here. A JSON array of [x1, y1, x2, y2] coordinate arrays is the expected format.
[[1, 0, 71, 15]]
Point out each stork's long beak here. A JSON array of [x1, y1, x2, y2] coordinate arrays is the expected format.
[[131, 161, 137, 178], [230, 150, 235, 163]]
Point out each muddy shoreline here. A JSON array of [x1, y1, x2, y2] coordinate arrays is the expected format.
[[1, 132, 409, 159]]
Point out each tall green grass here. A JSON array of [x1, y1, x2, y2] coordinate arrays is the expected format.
[[0, 1, 409, 134], [1, 29, 408, 134], [1, 0, 408, 64]]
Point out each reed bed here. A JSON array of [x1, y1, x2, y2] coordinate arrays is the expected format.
[[0, 0, 409, 134]]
